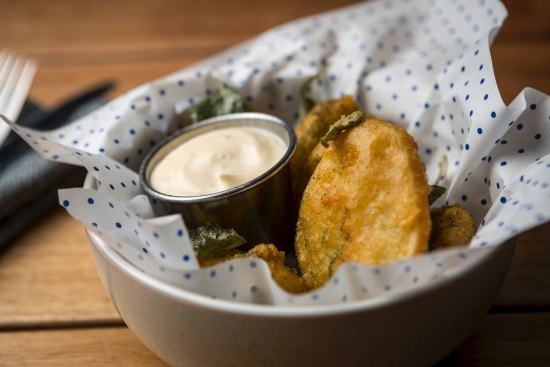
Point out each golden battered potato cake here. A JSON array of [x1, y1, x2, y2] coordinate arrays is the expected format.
[[299, 111, 366, 197], [302, 142, 325, 189], [429, 204, 475, 250], [295, 117, 431, 289], [245, 244, 306, 294], [291, 96, 359, 203], [198, 244, 306, 294]]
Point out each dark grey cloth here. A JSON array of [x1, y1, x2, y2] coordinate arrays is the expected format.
[[0, 99, 104, 252]]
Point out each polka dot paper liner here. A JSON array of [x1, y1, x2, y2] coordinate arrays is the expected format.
[[5, 0, 550, 305]]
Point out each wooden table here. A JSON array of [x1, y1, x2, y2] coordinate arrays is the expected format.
[[1, 0, 549, 365]]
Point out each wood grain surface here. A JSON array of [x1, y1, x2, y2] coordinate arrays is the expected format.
[[0, 0, 549, 365], [0, 327, 163, 366]]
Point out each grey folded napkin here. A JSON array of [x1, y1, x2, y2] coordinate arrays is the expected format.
[[0, 84, 113, 252]]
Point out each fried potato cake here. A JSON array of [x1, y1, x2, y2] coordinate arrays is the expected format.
[[198, 244, 306, 294], [291, 95, 359, 204], [429, 204, 475, 250], [300, 111, 366, 197], [295, 117, 431, 289]]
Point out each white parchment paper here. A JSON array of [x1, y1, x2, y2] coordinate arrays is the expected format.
[[5, 0, 550, 306]]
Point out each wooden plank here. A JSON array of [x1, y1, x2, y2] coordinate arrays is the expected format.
[[1, 0, 547, 49], [28, 60, 193, 108], [0, 208, 120, 328], [25, 41, 550, 109], [438, 313, 550, 366], [498, 0, 550, 40], [0, 327, 166, 367], [0, 0, 357, 51], [491, 42, 550, 104], [1, 0, 548, 108], [494, 223, 550, 309], [0, 0, 352, 108]]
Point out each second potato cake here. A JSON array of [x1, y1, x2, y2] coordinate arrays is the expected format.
[[295, 117, 431, 290]]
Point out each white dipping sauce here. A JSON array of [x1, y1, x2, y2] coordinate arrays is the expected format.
[[150, 126, 287, 196]]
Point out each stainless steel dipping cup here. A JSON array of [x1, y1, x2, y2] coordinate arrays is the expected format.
[[140, 113, 297, 251]]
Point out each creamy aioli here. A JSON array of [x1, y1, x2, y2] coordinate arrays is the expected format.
[[150, 126, 287, 196]]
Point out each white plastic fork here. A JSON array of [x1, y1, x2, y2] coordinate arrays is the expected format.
[[0, 50, 37, 144]]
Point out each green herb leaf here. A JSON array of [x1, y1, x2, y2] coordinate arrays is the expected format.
[[188, 83, 251, 123], [189, 222, 247, 257], [320, 110, 366, 147], [429, 185, 446, 205], [298, 75, 318, 120]]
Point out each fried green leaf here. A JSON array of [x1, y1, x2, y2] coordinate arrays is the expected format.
[[320, 110, 366, 147], [429, 204, 475, 250], [188, 83, 251, 123], [298, 75, 318, 120], [189, 222, 247, 257], [429, 185, 446, 205]]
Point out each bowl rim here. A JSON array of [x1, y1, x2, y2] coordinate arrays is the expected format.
[[85, 170, 513, 318], [88, 230, 511, 318]]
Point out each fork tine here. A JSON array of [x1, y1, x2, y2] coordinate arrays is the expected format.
[[3, 58, 37, 121], [0, 50, 37, 143], [0, 54, 24, 115], [0, 51, 16, 97]]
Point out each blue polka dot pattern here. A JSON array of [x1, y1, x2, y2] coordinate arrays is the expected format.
[[59, 188, 198, 271], [8, 0, 550, 306]]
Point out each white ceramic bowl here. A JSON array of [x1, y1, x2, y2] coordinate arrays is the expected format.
[[84, 175, 515, 367]]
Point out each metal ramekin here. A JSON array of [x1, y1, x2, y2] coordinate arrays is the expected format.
[[139, 112, 297, 250]]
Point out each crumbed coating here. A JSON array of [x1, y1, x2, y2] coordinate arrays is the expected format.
[[295, 118, 431, 290], [291, 96, 359, 204], [429, 204, 475, 250], [198, 244, 306, 294]]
